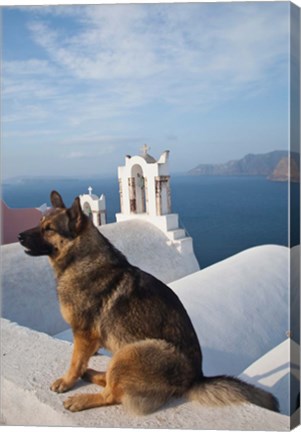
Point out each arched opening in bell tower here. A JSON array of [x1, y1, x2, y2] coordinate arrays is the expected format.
[[82, 201, 93, 220], [130, 164, 148, 214]]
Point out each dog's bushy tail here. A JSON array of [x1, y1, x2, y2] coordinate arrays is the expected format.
[[186, 375, 279, 412]]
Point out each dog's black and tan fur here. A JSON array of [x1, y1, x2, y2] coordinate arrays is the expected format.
[[19, 191, 279, 414]]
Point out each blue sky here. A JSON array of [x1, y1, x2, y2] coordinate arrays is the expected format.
[[2, 2, 290, 178]]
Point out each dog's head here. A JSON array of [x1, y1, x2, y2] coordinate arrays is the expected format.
[[19, 191, 88, 257]]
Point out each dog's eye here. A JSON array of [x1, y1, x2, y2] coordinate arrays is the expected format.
[[44, 224, 54, 232]]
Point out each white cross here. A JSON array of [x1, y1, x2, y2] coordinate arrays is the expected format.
[[140, 144, 150, 155], [88, 186, 93, 195]]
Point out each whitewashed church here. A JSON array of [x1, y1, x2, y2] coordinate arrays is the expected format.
[[79, 146, 200, 283], [116, 145, 195, 254]]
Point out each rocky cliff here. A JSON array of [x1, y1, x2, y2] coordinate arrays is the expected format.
[[268, 157, 300, 182], [189, 150, 300, 182]]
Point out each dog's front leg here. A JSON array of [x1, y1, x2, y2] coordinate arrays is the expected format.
[[51, 331, 100, 393]]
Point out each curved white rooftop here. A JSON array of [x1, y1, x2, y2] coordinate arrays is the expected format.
[[141, 152, 157, 163], [2, 243, 65, 335], [240, 339, 300, 415], [99, 219, 200, 283], [170, 245, 290, 376]]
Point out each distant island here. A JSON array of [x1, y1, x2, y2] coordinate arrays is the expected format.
[[188, 150, 300, 183]]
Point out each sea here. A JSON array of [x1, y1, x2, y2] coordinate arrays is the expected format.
[[2, 175, 299, 269]]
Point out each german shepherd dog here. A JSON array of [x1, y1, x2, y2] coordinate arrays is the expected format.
[[19, 191, 279, 414]]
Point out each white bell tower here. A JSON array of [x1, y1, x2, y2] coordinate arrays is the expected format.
[[79, 187, 106, 227], [117, 145, 171, 218], [116, 147, 195, 254]]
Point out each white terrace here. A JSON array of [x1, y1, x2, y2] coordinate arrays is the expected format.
[[1, 241, 299, 429]]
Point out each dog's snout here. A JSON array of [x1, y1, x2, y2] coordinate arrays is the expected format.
[[18, 231, 30, 245], [18, 226, 53, 257]]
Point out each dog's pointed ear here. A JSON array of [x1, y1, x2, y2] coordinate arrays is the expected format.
[[68, 197, 87, 235], [50, 191, 66, 209]]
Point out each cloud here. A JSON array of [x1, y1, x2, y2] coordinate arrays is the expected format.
[[3, 59, 58, 77], [24, 3, 288, 110], [60, 136, 142, 160], [4, 3, 289, 122], [2, 3, 290, 178], [62, 144, 116, 160], [64, 151, 86, 159]]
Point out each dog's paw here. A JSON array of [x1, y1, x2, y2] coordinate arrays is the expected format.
[[64, 395, 87, 412], [50, 377, 73, 393], [82, 369, 107, 386]]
